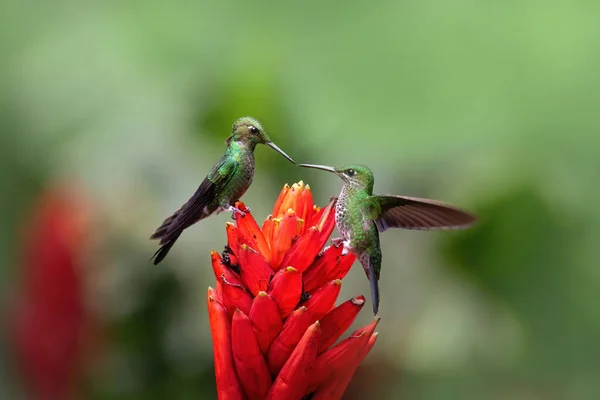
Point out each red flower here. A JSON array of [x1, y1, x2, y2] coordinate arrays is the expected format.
[[207, 181, 379, 400], [9, 185, 93, 400]]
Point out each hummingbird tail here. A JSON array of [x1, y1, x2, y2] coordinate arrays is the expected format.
[[369, 263, 380, 315], [360, 252, 380, 315], [151, 231, 181, 265]]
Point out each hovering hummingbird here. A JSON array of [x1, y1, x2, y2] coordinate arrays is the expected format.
[[299, 163, 476, 314], [151, 117, 295, 264]]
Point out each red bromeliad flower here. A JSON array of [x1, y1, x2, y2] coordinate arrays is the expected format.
[[9, 185, 92, 400], [207, 181, 379, 400]]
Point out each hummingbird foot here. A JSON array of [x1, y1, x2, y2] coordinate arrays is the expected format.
[[331, 237, 344, 247], [226, 205, 247, 220], [341, 242, 351, 256], [331, 237, 352, 255]]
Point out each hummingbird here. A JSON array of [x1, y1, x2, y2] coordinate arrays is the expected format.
[[150, 117, 295, 265], [298, 163, 476, 314]]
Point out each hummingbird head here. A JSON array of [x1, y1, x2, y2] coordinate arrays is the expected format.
[[229, 117, 294, 163], [231, 117, 270, 144], [298, 163, 375, 193]]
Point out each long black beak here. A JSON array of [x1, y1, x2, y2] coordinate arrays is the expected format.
[[266, 142, 295, 164], [297, 163, 338, 174]]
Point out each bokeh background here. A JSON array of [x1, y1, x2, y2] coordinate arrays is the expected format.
[[2, 1, 599, 399]]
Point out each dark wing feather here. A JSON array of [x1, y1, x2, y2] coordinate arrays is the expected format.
[[150, 157, 237, 264], [374, 195, 476, 232], [150, 177, 217, 244]]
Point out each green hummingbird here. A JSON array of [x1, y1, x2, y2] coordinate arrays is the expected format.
[[298, 163, 476, 315], [151, 117, 295, 264]]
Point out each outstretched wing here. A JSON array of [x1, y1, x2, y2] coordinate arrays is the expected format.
[[151, 157, 237, 245], [373, 195, 476, 232]]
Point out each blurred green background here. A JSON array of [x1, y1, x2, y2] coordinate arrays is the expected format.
[[1, 1, 599, 399]]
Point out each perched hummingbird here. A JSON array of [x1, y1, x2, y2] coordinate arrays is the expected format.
[[299, 163, 476, 314], [151, 117, 295, 264]]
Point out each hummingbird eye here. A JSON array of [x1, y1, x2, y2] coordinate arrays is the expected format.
[[248, 125, 259, 134], [346, 169, 356, 177]]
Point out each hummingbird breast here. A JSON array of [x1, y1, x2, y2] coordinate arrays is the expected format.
[[214, 151, 255, 210], [335, 185, 374, 253], [224, 154, 254, 207], [335, 186, 353, 241]]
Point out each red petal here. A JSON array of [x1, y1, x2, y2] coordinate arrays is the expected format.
[[316, 198, 337, 245], [237, 244, 273, 296], [235, 203, 271, 261], [211, 250, 240, 286], [266, 306, 311, 375], [227, 253, 239, 269], [271, 209, 299, 267], [295, 217, 305, 238], [261, 216, 276, 259], [365, 331, 379, 354], [220, 274, 253, 316], [266, 321, 321, 400], [277, 182, 303, 218], [231, 309, 272, 400], [303, 246, 355, 293], [311, 331, 379, 400], [272, 184, 290, 218], [302, 250, 331, 294], [306, 317, 379, 394], [302, 279, 341, 317], [325, 252, 355, 282], [267, 280, 340, 374], [307, 205, 324, 228], [310, 362, 358, 400], [211, 250, 243, 302], [249, 292, 283, 354], [234, 201, 251, 214], [297, 184, 315, 229], [319, 295, 365, 353], [207, 288, 244, 400], [279, 227, 322, 273], [327, 316, 379, 361], [226, 222, 254, 254], [268, 267, 302, 318]]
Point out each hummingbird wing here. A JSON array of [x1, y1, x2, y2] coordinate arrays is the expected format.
[[371, 195, 476, 232], [150, 157, 237, 263]]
